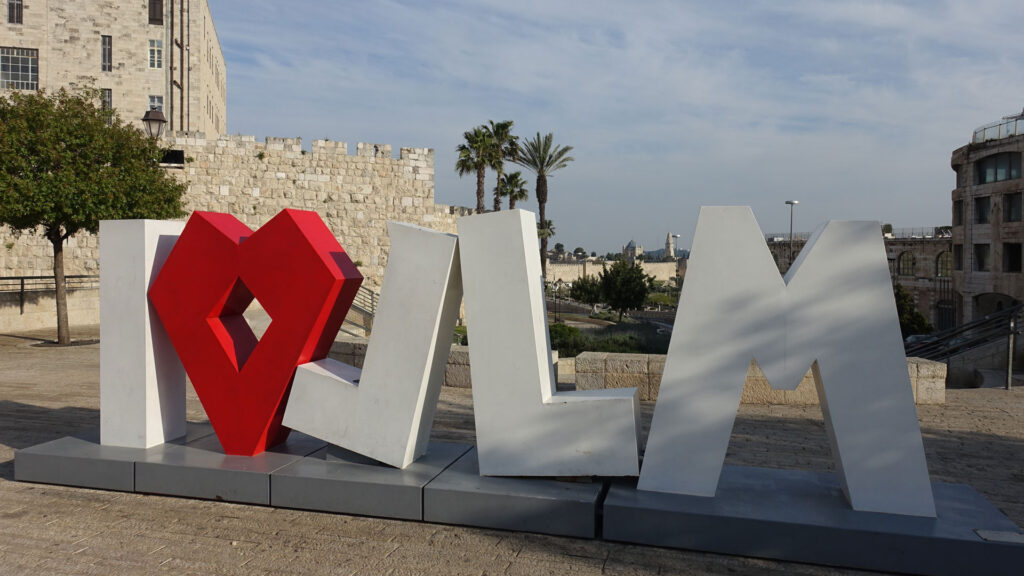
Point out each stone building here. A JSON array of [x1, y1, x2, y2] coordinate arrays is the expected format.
[[621, 240, 642, 264], [767, 231, 954, 331], [950, 111, 1024, 322], [0, 0, 226, 135]]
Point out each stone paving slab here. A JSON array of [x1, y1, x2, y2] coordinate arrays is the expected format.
[[2, 325, 1024, 575]]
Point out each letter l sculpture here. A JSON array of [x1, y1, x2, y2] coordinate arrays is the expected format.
[[458, 209, 641, 477]]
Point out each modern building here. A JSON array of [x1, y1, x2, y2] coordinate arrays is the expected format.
[[950, 111, 1024, 322], [0, 0, 225, 135]]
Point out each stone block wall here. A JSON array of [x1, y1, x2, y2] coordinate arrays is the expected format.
[[574, 352, 945, 405], [0, 287, 99, 332], [2, 134, 470, 293]]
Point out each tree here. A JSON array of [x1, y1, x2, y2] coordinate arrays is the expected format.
[[894, 283, 933, 338], [0, 88, 186, 344], [573, 247, 586, 260], [599, 259, 653, 322], [498, 170, 528, 209], [569, 274, 601, 305], [537, 219, 555, 243], [554, 242, 565, 254], [484, 120, 517, 212], [455, 126, 492, 214], [516, 132, 574, 281]]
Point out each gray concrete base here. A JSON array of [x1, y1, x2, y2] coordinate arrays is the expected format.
[[423, 448, 606, 538], [13, 423, 214, 492], [604, 465, 1024, 576], [271, 442, 472, 520], [134, 431, 326, 505]]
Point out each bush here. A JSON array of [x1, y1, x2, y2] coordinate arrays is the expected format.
[[453, 325, 468, 345]]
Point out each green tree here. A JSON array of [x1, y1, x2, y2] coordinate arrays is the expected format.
[[498, 170, 528, 209], [569, 274, 601, 305], [894, 283, 933, 338], [484, 120, 517, 212], [516, 132, 574, 281], [573, 247, 586, 259], [455, 126, 492, 214], [599, 259, 653, 322], [0, 88, 186, 344]]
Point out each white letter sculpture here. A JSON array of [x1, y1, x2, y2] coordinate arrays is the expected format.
[[100, 220, 187, 448], [282, 222, 462, 468], [639, 207, 935, 517], [458, 210, 640, 477]]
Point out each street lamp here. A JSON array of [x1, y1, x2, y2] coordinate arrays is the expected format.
[[141, 107, 167, 139], [785, 200, 799, 266]]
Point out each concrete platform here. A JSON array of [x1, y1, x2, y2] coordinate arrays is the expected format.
[[603, 465, 1024, 576], [14, 423, 214, 492], [134, 430, 326, 505], [423, 448, 606, 538], [271, 442, 471, 520]]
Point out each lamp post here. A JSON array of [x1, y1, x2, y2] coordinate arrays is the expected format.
[[141, 107, 167, 140], [785, 200, 799, 267]]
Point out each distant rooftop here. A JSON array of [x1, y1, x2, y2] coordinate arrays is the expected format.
[[972, 109, 1024, 144]]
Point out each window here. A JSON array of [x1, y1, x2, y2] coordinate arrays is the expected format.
[[148, 40, 162, 69], [0, 46, 38, 90], [953, 244, 963, 271], [149, 95, 163, 112], [100, 89, 112, 124], [1006, 243, 1023, 273], [974, 244, 991, 272], [1005, 192, 1023, 223], [148, 0, 163, 25], [953, 200, 964, 226], [936, 252, 952, 277], [8, 0, 22, 24], [975, 196, 991, 224], [897, 252, 915, 276], [101, 35, 112, 72], [976, 152, 1022, 185]]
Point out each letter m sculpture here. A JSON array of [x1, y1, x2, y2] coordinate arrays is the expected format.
[[639, 206, 935, 517]]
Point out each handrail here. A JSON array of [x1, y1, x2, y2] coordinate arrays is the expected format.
[[905, 304, 1023, 361], [0, 274, 100, 315]]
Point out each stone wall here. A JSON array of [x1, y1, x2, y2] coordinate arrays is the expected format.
[[0, 286, 99, 332], [546, 260, 684, 284], [1, 134, 471, 292], [327, 341, 945, 405], [574, 352, 945, 404]]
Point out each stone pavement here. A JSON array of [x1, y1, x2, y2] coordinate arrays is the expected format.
[[1, 325, 1023, 575]]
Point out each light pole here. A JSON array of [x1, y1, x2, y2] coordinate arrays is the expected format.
[[785, 200, 799, 267], [142, 107, 167, 139]]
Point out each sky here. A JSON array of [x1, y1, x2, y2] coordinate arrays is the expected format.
[[207, 0, 1024, 253]]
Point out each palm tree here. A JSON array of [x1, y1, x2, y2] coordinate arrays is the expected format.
[[516, 132, 574, 279], [537, 219, 555, 240], [485, 120, 517, 212], [497, 171, 528, 209], [455, 126, 493, 214]]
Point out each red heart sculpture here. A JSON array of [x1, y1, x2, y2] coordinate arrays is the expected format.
[[148, 209, 362, 456]]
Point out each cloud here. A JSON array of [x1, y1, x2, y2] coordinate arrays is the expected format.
[[208, 0, 1024, 251]]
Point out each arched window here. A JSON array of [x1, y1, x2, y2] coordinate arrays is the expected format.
[[897, 252, 916, 276], [935, 252, 952, 277]]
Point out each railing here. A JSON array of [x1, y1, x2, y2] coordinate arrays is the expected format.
[[973, 116, 1024, 144], [885, 227, 952, 239], [0, 275, 100, 314], [338, 284, 379, 338], [905, 304, 1023, 363], [764, 233, 811, 243]]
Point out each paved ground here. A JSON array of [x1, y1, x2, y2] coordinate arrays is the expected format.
[[1, 325, 1023, 575]]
